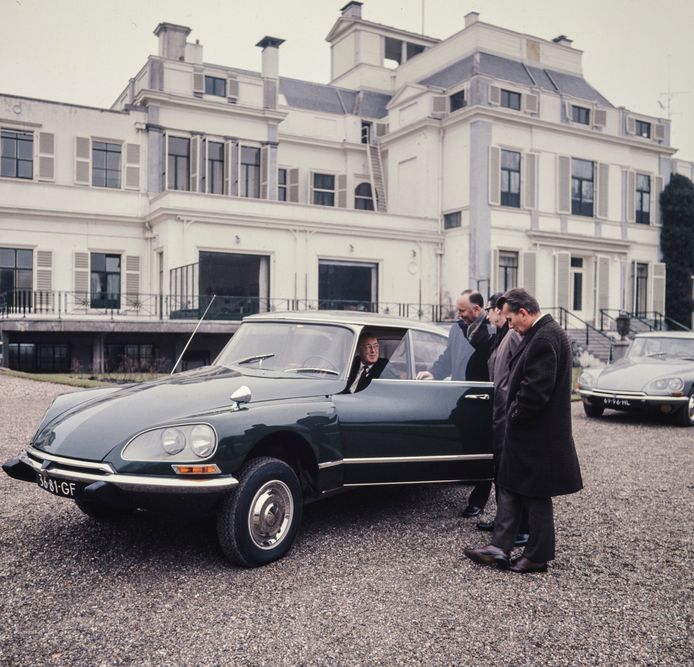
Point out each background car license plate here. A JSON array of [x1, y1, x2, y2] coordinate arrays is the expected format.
[[37, 474, 80, 498], [603, 397, 632, 408]]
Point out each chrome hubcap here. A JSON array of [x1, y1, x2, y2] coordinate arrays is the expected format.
[[688, 394, 694, 422], [248, 480, 293, 549]]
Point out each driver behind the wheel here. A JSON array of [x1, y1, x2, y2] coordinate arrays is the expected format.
[[345, 330, 388, 393]]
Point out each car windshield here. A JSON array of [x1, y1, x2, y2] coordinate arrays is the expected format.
[[215, 322, 354, 376], [628, 337, 694, 360]]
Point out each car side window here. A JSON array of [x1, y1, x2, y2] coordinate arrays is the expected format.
[[411, 330, 448, 379], [382, 335, 410, 379]]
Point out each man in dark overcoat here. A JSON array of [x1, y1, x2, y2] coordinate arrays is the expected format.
[[464, 288, 582, 573]]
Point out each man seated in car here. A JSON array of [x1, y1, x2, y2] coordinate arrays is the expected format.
[[346, 330, 389, 393]]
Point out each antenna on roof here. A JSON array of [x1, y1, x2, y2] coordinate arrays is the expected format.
[[658, 54, 690, 120], [170, 294, 216, 375]]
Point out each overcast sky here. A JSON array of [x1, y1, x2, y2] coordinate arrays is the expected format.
[[3, 0, 693, 159]]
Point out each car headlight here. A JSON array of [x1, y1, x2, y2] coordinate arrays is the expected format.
[[645, 377, 684, 394], [578, 371, 595, 389], [122, 423, 218, 462]]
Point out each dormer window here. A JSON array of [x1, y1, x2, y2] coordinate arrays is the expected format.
[[449, 90, 466, 112], [572, 105, 590, 125], [635, 120, 651, 138], [501, 90, 521, 111], [204, 76, 226, 97]]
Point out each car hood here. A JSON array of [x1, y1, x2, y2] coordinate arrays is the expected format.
[[31, 365, 344, 461], [594, 356, 694, 391]]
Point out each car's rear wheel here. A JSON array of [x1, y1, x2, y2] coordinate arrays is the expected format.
[[74, 499, 135, 521], [676, 392, 694, 427], [217, 457, 302, 567], [583, 402, 604, 418]]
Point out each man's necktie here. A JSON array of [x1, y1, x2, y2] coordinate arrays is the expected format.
[[350, 363, 369, 393]]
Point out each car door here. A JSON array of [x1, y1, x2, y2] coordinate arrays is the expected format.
[[333, 328, 494, 486]]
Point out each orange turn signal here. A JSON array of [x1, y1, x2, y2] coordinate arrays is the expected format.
[[172, 464, 221, 475]]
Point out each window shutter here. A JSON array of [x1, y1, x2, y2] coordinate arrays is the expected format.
[[125, 143, 140, 190], [125, 255, 141, 308], [193, 67, 204, 97], [190, 135, 200, 192], [74, 252, 90, 304], [523, 93, 539, 114], [593, 108, 607, 128], [227, 77, 239, 102], [651, 262, 666, 314], [597, 162, 609, 219], [488, 146, 500, 206], [626, 170, 636, 223], [75, 137, 91, 185], [337, 174, 347, 208], [200, 139, 208, 193], [38, 132, 55, 181], [626, 115, 636, 135], [432, 95, 447, 115], [557, 156, 571, 214], [224, 140, 239, 196], [374, 122, 388, 138], [488, 85, 501, 106], [564, 101, 572, 123], [653, 176, 663, 226], [36, 250, 54, 309], [288, 167, 299, 203], [524, 152, 537, 209], [491, 248, 499, 292], [260, 145, 269, 199], [654, 123, 665, 142], [522, 251, 537, 295], [596, 255, 610, 313], [555, 251, 571, 309]]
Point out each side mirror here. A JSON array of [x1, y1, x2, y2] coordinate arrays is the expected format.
[[230, 385, 252, 409]]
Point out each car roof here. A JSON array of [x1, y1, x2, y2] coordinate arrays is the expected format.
[[243, 310, 449, 335], [634, 331, 694, 339]]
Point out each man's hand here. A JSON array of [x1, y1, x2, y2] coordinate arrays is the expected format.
[[416, 371, 434, 380]]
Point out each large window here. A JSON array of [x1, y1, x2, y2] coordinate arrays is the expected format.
[[278, 168, 287, 201], [1, 129, 33, 179], [572, 105, 590, 125], [500, 150, 521, 208], [318, 260, 377, 311], [240, 146, 260, 198], [571, 159, 594, 217], [634, 263, 648, 317], [571, 257, 584, 311], [90, 253, 121, 310], [105, 344, 155, 372], [204, 76, 226, 97], [449, 90, 466, 112], [635, 173, 651, 224], [354, 182, 374, 210], [7, 343, 70, 373], [498, 251, 519, 291], [0, 248, 33, 308], [167, 137, 190, 191], [92, 141, 121, 188], [207, 141, 224, 194], [313, 173, 335, 207], [501, 90, 521, 111], [635, 120, 651, 138]]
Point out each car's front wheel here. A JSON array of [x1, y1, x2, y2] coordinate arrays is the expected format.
[[676, 392, 694, 427], [583, 402, 604, 418], [74, 499, 135, 521], [217, 457, 302, 567]]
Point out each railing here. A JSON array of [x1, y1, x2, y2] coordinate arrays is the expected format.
[[599, 309, 691, 334], [547, 306, 614, 362], [0, 290, 457, 323]]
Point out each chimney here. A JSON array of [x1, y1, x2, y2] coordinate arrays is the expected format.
[[341, 1, 363, 20], [256, 36, 285, 109], [465, 11, 480, 27], [552, 35, 573, 47], [154, 23, 192, 61]]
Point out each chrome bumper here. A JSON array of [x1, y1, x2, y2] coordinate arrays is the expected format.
[[577, 389, 688, 404], [18, 446, 238, 495]]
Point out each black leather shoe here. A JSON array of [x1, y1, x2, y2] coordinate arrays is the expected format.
[[463, 545, 510, 569], [514, 533, 529, 546], [476, 520, 495, 532], [461, 504, 482, 518], [509, 556, 548, 574]]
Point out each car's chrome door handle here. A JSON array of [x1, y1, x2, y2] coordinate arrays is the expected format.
[[465, 394, 490, 400]]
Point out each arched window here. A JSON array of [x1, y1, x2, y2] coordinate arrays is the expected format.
[[354, 182, 374, 211]]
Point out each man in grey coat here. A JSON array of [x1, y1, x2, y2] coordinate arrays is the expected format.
[[464, 288, 583, 573]]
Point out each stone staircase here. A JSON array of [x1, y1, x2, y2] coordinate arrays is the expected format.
[[565, 328, 614, 366]]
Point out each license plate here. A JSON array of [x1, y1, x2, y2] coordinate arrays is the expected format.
[[37, 474, 80, 498], [603, 397, 632, 408]]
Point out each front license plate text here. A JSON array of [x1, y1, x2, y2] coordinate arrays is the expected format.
[[603, 397, 632, 408], [37, 474, 78, 498]]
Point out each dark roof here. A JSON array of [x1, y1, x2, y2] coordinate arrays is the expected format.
[[419, 51, 612, 107]]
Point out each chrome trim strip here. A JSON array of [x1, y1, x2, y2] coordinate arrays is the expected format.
[[20, 450, 238, 494], [345, 478, 481, 487], [26, 446, 114, 473], [343, 453, 493, 465], [318, 460, 344, 470], [578, 390, 687, 403]]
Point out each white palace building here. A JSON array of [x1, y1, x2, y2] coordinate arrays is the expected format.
[[1, 1, 692, 372]]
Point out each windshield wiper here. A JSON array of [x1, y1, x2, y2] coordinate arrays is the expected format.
[[285, 367, 340, 376], [233, 353, 275, 365], [646, 352, 666, 358]]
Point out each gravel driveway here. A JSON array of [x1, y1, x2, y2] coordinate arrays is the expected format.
[[0, 373, 692, 666]]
